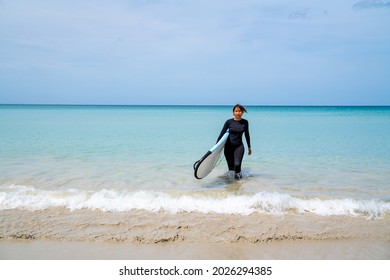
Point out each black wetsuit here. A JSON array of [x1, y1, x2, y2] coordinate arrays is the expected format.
[[217, 118, 251, 175]]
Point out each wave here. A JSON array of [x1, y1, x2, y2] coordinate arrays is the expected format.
[[1, 185, 389, 219]]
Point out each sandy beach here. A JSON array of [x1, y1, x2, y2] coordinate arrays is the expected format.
[[1, 208, 389, 260]]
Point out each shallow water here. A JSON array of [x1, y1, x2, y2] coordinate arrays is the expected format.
[[1, 105, 390, 217]]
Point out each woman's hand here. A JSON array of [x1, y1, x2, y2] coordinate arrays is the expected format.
[[248, 147, 252, 156]]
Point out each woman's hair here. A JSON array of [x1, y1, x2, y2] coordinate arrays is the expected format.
[[233, 104, 247, 113]]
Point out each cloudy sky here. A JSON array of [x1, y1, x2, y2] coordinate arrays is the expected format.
[[1, 0, 389, 105]]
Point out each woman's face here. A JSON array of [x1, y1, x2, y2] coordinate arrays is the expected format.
[[233, 107, 243, 120]]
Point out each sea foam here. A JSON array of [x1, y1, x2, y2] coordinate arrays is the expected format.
[[0, 185, 389, 219]]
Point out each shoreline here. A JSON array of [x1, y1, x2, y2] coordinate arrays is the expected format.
[[1, 209, 389, 259]]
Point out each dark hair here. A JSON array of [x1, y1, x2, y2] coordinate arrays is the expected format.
[[233, 104, 247, 113]]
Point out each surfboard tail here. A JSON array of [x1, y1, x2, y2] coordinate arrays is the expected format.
[[193, 160, 200, 170], [194, 151, 212, 179]]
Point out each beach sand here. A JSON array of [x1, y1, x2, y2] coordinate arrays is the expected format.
[[1, 209, 389, 259]]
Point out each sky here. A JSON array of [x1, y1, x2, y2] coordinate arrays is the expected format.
[[0, 0, 390, 105]]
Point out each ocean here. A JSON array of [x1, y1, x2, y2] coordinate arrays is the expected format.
[[1, 105, 390, 218]]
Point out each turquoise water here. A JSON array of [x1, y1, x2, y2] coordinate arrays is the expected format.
[[1, 105, 390, 217]]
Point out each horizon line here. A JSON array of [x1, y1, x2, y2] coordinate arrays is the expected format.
[[1, 103, 390, 107]]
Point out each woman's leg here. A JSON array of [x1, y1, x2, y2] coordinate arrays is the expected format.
[[224, 144, 235, 171], [233, 144, 245, 175]]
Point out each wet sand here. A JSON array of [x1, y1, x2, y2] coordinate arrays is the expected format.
[[1, 239, 389, 260], [1, 209, 389, 259]]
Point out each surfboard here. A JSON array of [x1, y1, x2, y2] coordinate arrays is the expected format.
[[193, 130, 229, 179]]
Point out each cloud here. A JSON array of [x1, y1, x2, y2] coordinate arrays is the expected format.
[[288, 8, 328, 20], [353, 0, 390, 9]]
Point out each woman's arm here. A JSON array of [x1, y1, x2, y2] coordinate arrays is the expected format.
[[245, 120, 252, 155], [217, 120, 230, 142]]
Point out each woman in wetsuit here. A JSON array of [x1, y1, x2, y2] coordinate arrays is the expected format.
[[217, 104, 252, 179]]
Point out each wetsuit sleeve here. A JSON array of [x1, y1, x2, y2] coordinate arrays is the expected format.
[[217, 120, 230, 142], [245, 120, 251, 148]]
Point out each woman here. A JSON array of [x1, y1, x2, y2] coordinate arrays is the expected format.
[[217, 104, 252, 179]]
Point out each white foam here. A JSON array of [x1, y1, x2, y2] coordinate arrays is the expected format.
[[0, 185, 389, 219]]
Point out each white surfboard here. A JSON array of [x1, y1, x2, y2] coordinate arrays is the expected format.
[[193, 131, 229, 179]]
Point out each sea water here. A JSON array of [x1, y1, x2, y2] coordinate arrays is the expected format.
[[1, 105, 390, 218]]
